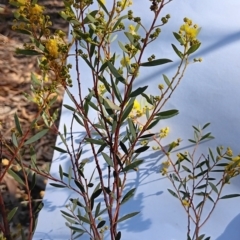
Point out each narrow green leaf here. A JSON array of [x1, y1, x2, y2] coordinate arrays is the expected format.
[[167, 189, 178, 198], [129, 86, 148, 98], [188, 139, 196, 144], [171, 44, 183, 59], [101, 152, 113, 167], [197, 234, 205, 240], [97, 0, 109, 16], [173, 32, 184, 45], [162, 74, 172, 90], [134, 146, 149, 153], [61, 210, 75, 219], [110, 76, 123, 103], [200, 132, 212, 141], [85, 138, 105, 145], [16, 49, 41, 55], [7, 169, 24, 185], [77, 215, 90, 224], [59, 165, 63, 180], [74, 180, 85, 193], [122, 160, 143, 172], [97, 220, 106, 228], [115, 231, 121, 240], [7, 207, 18, 221], [97, 143, 107, 154], [140, 58, 172, 67], [52, 146, 67, 153], [209, 182, 218, 194], [107, 61, 126, 84], [63, 104, 75, 112], [69, 226, 85, 233], [117, 211, 139, 223], [95, 202, 101, 218], [182, 165, 192, 173], [14, 113, 23, 136], [187, 42, 201, 55], [141, 92, 153, 105], [120, 141, 128, 155], [24, 129, 48, 145], [49, 183, 66, 188], [121, 98, 135, 123], [30, 173, 36, 191], [103, 97, 121, 111], [220, 194, 240, 199], [12, 133, 18, 147], [156, 109, 179, 119], [118, 41, 128, 53], [121, 188, 136, 205], [139, 134, 155, 139], [146, 118, 160, 130], [202, 122, 211, 130], [112, 15, 127, 31]]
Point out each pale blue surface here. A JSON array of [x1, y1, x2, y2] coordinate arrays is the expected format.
[[34, 1, 240, 239]]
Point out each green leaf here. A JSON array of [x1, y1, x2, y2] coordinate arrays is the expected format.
[[197, 234, 205, 240], [85, 138, 105, 145], [121, 98, 135, 123], [97, 143, 107, 154], [69, 226, 85, 233], [162, 74, 172, 90], [134, 146, 149, 153], [16, 49, 41, 55], [139, 134, 155, 139], [61, 210, 75, 219], [7, 169, 25, 185], [173, 32, 185, 45], [74, 180, 85, 193], [95, 202, 101, 218], [115, 231, 121, 240], [129, 86, 148, 98], [182, 165, 192, 173], [167, 189, 178, 198], [52, 146, 68, 153], [140, 58, 172, 67], [112, 15, 127, 31], [122, 160, 143, 172], [103, 97, 121, 111], [7, 207, 18, 221], [200, 132, 213, 141], [14, 113, 23, 136], [146, 118, 161, 130], [107, 61, 126, 84], [220, 194, 240, 199], [171, 44, 183, 59], [187, 42, 201, 55], [110, 76, 123, 103], [202, 122, 211, 130], [209, 148, 215, 163], [73, 114, 84, 126], [24, 129, 48, 145], [12, 133, 18, 147], [118, 41, 128, 53], [120, 141, 128, 155], [97, 0, 109, 16], [30, 173, 36, 191], [156, 109, 179, 119], [121, 188, 136, 205], [77, 215, 90, 224], [49, 183, 66, 188], [101, 152, 113, 167], [209, 182, 218, 194], [117, 211, 139, 223], [59, 165, 63, 180], [97, 220, 106, 228]]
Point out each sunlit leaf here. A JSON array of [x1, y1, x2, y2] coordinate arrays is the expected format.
[[121, 188, 136, 205], [24, 129, 48, 145]]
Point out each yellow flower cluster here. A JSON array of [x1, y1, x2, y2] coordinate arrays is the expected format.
[[129, 25, 136, 35], [120, 56, 130, 67], [182, 199, 190, 207], [179, 17, 198, 41], [128, 99, 153, 120], [118, 0, 133, 9], [45, 38, 62, 58], [98, 84, 106, 95], [159, 127, 170, 138], [160, 160, 170, 176]]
